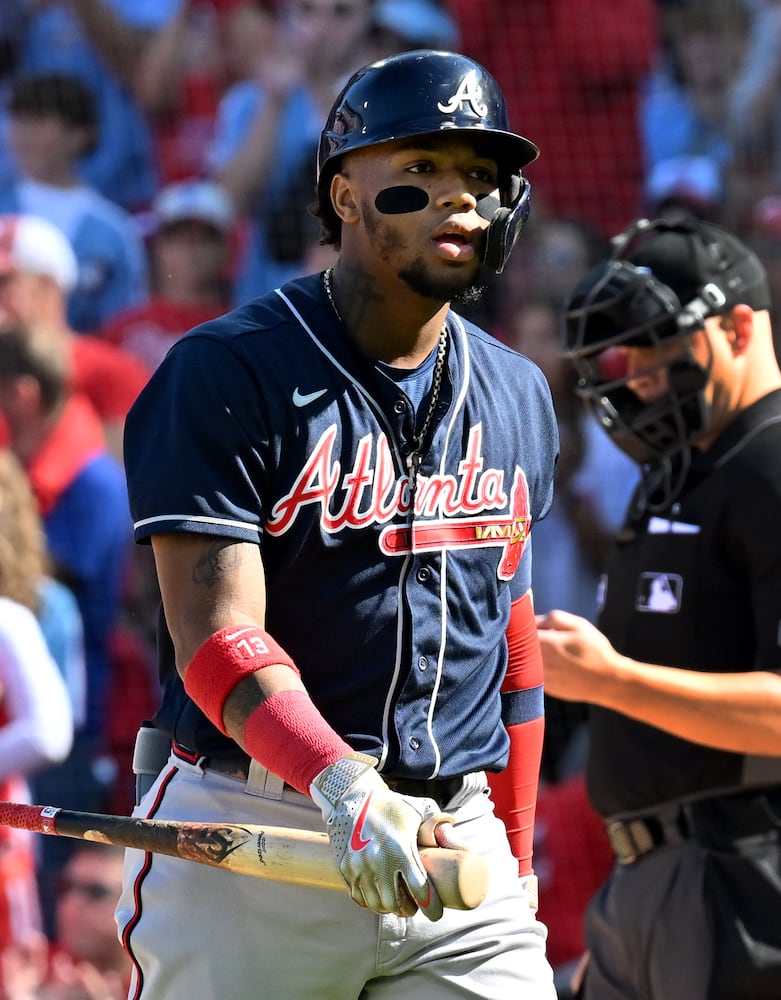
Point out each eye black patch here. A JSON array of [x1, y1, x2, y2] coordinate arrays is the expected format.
[[374, 186, 430, 215]]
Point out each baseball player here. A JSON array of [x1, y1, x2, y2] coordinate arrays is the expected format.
[[538, 218, 781, 999], [116, 50, 559, 999]]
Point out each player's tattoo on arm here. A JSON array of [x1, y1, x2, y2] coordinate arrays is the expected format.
[[192, 540, 245, 588], [223, 680, 267, 735]]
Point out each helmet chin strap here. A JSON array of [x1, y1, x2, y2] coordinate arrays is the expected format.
[[477, 176, 531, 273]]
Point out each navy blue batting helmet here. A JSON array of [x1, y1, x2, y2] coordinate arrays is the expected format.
[[317, 49, 539, 272]]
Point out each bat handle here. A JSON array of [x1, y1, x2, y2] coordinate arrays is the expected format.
[[419, 847, 489, 910], [0, 801, 57, 833], [417, 814, 489, 910]]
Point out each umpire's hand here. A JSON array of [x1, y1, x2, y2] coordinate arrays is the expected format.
[[537, 608, 621, 703], [310, 752, 448, 921]]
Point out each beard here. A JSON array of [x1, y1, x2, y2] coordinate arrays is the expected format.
[[399, 256, 488, 306]]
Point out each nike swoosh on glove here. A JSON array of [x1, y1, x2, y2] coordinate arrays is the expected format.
[[310, 752, 445, 921]]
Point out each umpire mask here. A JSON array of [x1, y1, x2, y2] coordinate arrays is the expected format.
[[562, 217, 771, 509]]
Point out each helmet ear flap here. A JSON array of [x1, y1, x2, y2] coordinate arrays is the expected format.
[[506, 172, 522, 205], [483, 174, 530, 274]]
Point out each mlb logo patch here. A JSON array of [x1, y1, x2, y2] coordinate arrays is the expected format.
[[635, 573, 683, 614]]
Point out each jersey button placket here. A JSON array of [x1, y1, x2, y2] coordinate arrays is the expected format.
[[391, 398, 413, 474], [399, 558, 441, 772]]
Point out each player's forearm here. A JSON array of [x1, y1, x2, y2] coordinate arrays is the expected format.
[[222, 665, 308, 735], [150, 533, 345, 786], [592, 657, 781, 755]]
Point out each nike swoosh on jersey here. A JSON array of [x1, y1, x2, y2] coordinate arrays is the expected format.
[[292, 386, 328, 407], [350, 793, 374, 851]]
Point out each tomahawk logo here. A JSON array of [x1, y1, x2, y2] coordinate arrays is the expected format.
[[437, 71, 488, 117], [379, 466, 530, 581]]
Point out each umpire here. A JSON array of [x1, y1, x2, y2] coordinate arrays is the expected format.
[[538, 217, 781, 999]]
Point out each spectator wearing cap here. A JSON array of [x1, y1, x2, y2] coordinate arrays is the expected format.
[[0, 213, 151, 463], [100, 178, 234, 372], [0, 72, 148, 334]]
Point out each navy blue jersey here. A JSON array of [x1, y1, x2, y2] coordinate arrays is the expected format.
[[124, 273, 558, 779]]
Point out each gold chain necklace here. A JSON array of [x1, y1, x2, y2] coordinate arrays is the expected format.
[[322, 267, 448, 482]]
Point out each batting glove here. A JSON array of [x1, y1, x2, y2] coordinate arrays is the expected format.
[[310, 752, 445, 921]]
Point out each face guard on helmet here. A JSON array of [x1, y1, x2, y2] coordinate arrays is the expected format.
[[317, 49, 539, 274], [562, 217, 771, 509]]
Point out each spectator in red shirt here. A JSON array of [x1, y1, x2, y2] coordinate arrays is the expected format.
[[101, 178, 234, 372], [0, 214, 151, 462]]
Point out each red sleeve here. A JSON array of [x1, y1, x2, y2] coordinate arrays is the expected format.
[[487, 590, 545, 876]]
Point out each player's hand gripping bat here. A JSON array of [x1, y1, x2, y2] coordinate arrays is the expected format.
[[0, 801, 488, 911]]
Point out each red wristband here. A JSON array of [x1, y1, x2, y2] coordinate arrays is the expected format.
[[184, 626, 299, 736], [242, 690, 351, 794]]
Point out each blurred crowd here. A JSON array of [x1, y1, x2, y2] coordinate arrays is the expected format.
[[0, 0, 778, 996]]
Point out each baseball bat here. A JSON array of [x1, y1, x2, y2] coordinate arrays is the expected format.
[[0, 801, 488, 911]]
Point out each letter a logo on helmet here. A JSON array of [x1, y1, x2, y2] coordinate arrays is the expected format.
[[317, 49, 540, 273], [437, 72, 488, 118]]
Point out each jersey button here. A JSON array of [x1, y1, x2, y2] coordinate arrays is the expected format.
[[394, 400, 406, 414], [418, 656, 427, 671], [416, 567, 430, 583], [409, 737, 420, 750]]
